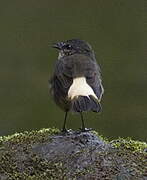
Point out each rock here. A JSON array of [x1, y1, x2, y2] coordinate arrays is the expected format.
[[0, 128, 146, 180], [32, 130, 107, 159]]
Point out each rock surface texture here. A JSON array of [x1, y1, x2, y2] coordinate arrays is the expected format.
[[0, 128, 146, 180]]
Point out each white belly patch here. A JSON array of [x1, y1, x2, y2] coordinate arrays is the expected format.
[[68, 77, 98, 100]]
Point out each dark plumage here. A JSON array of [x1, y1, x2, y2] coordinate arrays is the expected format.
[[49, 39, 104, 132]]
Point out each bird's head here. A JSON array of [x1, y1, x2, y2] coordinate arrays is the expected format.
[[52, 39, 95, 59]]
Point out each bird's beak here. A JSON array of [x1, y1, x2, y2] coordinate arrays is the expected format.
[[52, 42, 64, 50]]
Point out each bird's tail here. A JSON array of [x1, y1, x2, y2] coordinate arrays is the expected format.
[[71, 95, 101, 113]]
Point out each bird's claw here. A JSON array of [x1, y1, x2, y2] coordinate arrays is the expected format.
[[79, 127, 93, 132]]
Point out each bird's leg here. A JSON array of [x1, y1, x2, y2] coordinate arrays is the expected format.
[[80, 112, 86, 131], [61, 111, 68, 132], [80, 112, 93, 132]]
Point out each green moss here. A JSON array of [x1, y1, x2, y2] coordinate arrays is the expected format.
[[92, 130, 109, 143], [0, 127, 59, 145], [110, 137, 147, 152], [0, 128, 66, 180]]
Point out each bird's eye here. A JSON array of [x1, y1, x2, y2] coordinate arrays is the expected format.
[[64, 44, 72, 50]]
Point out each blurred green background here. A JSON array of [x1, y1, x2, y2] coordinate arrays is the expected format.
[[0, 0, 146, 141]]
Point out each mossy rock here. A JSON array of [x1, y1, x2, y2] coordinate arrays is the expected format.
[[0, 128, 146, 180]]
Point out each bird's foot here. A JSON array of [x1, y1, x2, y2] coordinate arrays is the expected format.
[[79, 127, 93, 132], [61, 128, 68, 133], [60, 128, 72, 134]]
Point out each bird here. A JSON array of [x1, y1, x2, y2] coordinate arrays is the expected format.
[[49, 39, 104, 132]]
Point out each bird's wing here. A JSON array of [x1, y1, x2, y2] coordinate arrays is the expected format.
[[49, 58, 73, 98], [54, 58, 73, 88], [85, 61, 104, 101]]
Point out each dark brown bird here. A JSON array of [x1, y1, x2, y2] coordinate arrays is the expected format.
[[49, 39, 104, 132]]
